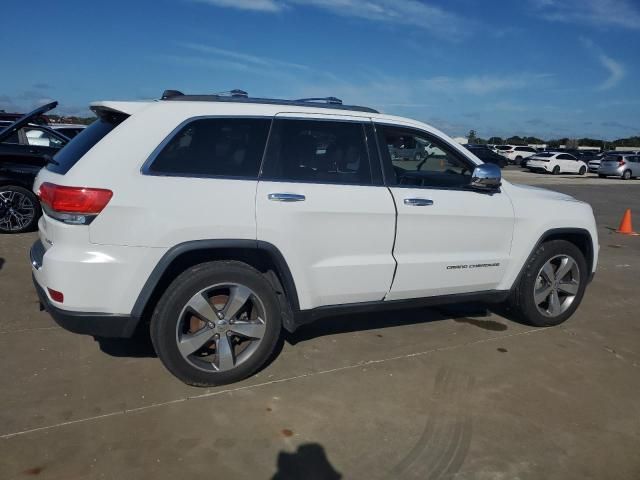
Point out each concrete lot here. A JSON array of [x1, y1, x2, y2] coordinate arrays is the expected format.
[[1, 175, 639, 479]]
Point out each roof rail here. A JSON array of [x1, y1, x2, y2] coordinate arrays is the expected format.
[[159, 89, 378, 114], [295, 97, 343, 105]]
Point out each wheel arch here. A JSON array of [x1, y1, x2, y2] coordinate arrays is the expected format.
[[512, 228, 595, 290], [131, 240, 299, 331]]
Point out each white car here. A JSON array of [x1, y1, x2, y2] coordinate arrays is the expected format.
[[527, 152, 588, 175], [30, 90, 599, 386], [496, 145, 538, 165]]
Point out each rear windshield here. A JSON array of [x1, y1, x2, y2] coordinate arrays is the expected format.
[[495, 145, 511, 151], [534, 153, 553, 158], [47, 111, 128, 174], [604, 155, 622, 162]]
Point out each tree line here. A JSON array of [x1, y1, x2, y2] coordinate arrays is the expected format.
[[467, 130, 640, 149]]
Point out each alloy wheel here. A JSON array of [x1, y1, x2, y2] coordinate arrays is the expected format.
[[175, 283, 267, 372], [533, 254, 580, 318], [0, 190, 36, 232]]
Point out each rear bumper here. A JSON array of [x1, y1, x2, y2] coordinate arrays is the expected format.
[[30, 240, 139, 338], [598, 167, 623, 176], [33, 273, 138, 338]]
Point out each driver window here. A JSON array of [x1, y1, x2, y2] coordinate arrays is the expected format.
[[377, 124, 474, 188]]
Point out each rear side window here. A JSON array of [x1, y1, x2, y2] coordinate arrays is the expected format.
[[261, 119, 372, 185], [47, 112, 127, 174], [148, 118, 271, 178]]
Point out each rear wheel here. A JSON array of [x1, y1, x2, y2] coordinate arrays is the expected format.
[[515, 156, 523, 166], [579, 166, 586, 175], [622, 169, 632, 180], [509, 240, 587, 327], [552, 166, 560, 175], [0, 186, 41, 234], [598, 174, 606, 178], [151, 261, 282, 386]]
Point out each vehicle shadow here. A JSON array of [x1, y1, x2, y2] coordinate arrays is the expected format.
[[272, 443, 342, 480], [0, 257, 4, 271], [285, 302, 506, 345], [92, 303, 510, 360], [94, 324, 157, 358]]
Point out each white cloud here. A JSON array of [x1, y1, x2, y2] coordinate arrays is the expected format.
[[193, 0, 469, 37], [597, 53, 625, 90], [580, 38, 626, 90], [191, 0, 282, 12], [179, 42, 310, 71], [530, 0, 640, 29], [423, 73, 553, 95]]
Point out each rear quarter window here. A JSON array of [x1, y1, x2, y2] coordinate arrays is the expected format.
[[47, 112, 127, 174], [146, 117, 271, 179]]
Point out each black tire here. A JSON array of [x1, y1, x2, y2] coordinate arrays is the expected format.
[[622, 169, 631, 180], [598, 174, 606, 178], [508, 240, 587, 327], [0, 185, 41, 234], [150, 261, 282, 386], [552, 166, 560, 175], [579, 166, 586, 175], [515, 156, 523, 166]]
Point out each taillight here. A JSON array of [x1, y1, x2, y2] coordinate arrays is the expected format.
[[37, 182, 112, 225], [618, 159, 626, 166]]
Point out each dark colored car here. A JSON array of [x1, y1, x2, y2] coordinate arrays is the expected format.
[[465, 144, 508, 168], [0, 102, 69, 233]]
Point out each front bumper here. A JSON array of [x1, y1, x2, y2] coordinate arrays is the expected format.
[[30, 240, 139, 338]]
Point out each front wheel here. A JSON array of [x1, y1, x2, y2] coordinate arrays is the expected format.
[[598, 174, 606, 178], [0, 185, 41, 234], [151, 261, 282, 386], [579, 166, 586, 175], [508, 240, 587, 327]]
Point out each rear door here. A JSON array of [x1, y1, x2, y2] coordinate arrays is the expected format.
[[376, 123, 514, 300], [256, 114, 396, 310]]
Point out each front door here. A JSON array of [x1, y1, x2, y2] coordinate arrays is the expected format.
[[375, 123, 515, 301]]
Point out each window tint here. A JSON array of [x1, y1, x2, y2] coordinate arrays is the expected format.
[[557, 154, 575, 160], [48, 112, 128, 174], [261, 119, 372, 185], [377, 124, 474, 188], [149, 118, 271, 178]]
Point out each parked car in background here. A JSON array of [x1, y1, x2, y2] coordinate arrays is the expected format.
[[0, 102, 68, 233], [598, 153, 640, 180], [51, 124, 86, 139], [527, 152, 588, 175], [30, 89, 598, 386], [497, 145, 538, 165], [465, 144, 508, 168]]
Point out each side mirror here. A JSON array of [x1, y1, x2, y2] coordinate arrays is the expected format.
[[470, 163, 501, 191]]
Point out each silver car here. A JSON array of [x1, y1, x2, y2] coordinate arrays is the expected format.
[[598, 153, 640, 180]]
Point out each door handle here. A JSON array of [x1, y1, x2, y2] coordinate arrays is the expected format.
[[404, 198, 434, 206], [268, 193, 306, 202]]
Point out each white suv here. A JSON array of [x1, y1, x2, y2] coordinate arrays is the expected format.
[[30, 90, 599, 386], [498, 145, 539, 165]]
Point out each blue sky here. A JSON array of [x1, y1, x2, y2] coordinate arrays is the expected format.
[[1, 0, 638, 140]]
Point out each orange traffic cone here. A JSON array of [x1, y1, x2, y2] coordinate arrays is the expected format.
[[616, 208, 639, 235]]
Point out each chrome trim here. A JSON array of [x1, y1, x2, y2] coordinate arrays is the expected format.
[[470, 163, 501, 190], [404, 198, 434, 206], [268, 193, 306, 202]]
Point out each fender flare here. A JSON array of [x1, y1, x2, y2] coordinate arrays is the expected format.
[[130, 239, 300, 320], [511, 227, 595, 290]]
